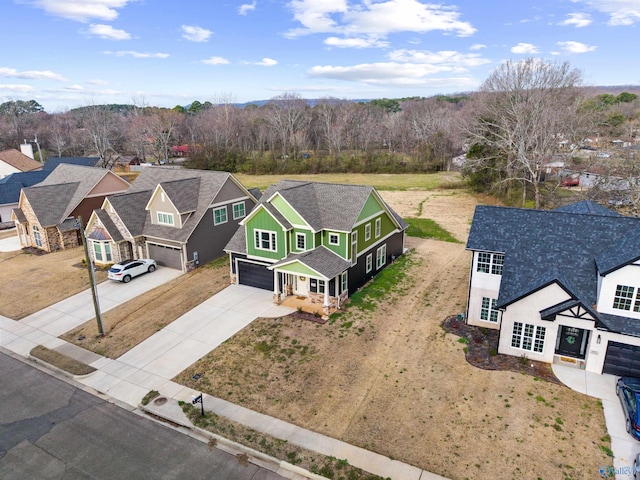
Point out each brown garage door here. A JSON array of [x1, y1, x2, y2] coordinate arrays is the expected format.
[[148, 243, 182, 270]]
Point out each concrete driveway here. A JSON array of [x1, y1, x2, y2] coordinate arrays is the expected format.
[[0, 231, 20, 252], [77, 284, 294, 406], [0, 267, 182, 356], [552, 364, 640, 478]]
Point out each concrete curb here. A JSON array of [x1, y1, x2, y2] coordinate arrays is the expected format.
[[139, 399, 327, 480]]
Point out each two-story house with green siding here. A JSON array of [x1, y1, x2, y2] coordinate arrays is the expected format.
[[224, 180, 408, 315]]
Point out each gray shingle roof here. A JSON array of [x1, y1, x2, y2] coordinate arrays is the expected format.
[[553, 200, 622, 217], [22, 182, 79, 227], [91, 209, 124, 242], [467, 203, 640, 332], [107, 167, 252, 244], [262, 180, 407, 232], [32, 163, 128, 221], [225, 226, 246, 254], [158, 177, 200, 214], [270, 246, 352, 279], [43, 157, 100, 171]]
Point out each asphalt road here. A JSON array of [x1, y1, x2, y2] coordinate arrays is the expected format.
[[0, 350, 284, 480]]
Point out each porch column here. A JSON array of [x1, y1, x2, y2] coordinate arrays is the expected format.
[[272, 270, 281, 305], [322, 279, 330, 316], [335, 274, 341, 308]]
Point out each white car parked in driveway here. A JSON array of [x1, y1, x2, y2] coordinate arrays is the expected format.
[[108, 259, 157, 283]]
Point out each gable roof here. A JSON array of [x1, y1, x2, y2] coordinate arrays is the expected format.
[[552, 200, 622, 217], [43, 156, 100, 171], [467, 202, 640, 312], [0, 149, 42, 172], [261, 180, 407, 232], [108, 167, 255, 243], [20, 164, 128, 227], [269, 246, 352, 279]]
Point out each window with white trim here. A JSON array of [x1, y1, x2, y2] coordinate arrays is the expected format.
[[511, 322, 546, 353], [365, 223, 371, 241], [157, 212, 174, 226], [329, 233, 339, 246], [366, 253, 373, 273], [376, 244, 387, 269], [254, 229, 277, 252], [93, 242, 112, 263], [318, 280, 325, 294], [33, 225, 42, 247], [375, 218, 381, 238], [613, 284, 635, 311], [476, 252, 504, 275], [480, 297, 499, 323], [213, 207, 227, 225], [341, 272, 348, 293], [232, 202, 245, 220], [296, 233, 306, 250]]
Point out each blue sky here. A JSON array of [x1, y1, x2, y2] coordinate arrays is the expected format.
[[2, 0, 640, 111]]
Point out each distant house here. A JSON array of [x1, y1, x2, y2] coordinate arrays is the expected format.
[[85, 167, 258, 271], [0, 149, 42, 179], [466, 200, 640, 376], [224, 180, 408, 315], [12, 164, 130, 252]]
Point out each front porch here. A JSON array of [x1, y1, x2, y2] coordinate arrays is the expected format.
[[279, 294, 338, 318]]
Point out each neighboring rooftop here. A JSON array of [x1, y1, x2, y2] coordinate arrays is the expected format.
[[43, 156, 100, 171], [0, 149, 42, 173]]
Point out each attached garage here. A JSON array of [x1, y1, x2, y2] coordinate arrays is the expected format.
[[148, 243, 183, 270], [603, 341, 640, 377], [237, 260, 274, 290]]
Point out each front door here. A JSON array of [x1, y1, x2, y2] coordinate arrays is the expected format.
[[294, 276, 308, 296], [555, 326, 589, 359]]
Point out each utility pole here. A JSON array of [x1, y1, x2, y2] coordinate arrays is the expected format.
[[76, 216, 104, 336], [32, 134, 43, 165]]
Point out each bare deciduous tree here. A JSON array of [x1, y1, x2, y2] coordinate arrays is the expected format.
[[466, 58, 585, 208]]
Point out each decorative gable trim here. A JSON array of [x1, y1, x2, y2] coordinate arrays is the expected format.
[[267, 191, 313, 230], [354, 190, 403, 231], [240, 203, 290, 230]]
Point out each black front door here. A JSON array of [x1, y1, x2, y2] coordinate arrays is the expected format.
[[555, 326, 589, 359]]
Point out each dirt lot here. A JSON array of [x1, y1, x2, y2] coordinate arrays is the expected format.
[[175, 190, 610, 480], [0, 244, 106, 319]]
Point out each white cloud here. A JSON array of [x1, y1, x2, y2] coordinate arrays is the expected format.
[[0, 67, 68, 81], [87, 79, 109, 85], [103, 51, 170, 58], [469, 44, 486, 51], [88, 24, 131, 40], [0, 84, 35, 93], [511, 43, 539, 54], [559, 13, 592, 27], [239, 1, 257, 15], [29, 0, 132, 22], [202, 56, 230, 65], [573, 0, 640, 26], [181, 25, 212, 42], [557, 40, 597, 53], [285, 0, 476, 39], [308, 48, 488, 88], [254, 58, 278, 66], [324, 36, 388, 48], [64, 84, 85, 91]]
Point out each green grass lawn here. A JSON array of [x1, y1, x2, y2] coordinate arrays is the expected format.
[[405, 217, 461, 243], [235, 171, 463, 191]]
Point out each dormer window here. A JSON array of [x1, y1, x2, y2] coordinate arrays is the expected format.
[[157, 212, 174, 226]]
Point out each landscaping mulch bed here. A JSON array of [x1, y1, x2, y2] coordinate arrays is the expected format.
[[287, 311, 328, 324], [442, 315, 563, 385]]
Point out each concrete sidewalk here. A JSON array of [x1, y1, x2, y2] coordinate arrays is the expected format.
[[552, 364, 639, 478], [0, 279, 452, 480]]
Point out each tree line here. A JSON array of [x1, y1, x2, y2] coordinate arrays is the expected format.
[[1, 58, 639, 208]]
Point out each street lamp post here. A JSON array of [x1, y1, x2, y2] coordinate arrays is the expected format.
[[76, 216, 104, 336]]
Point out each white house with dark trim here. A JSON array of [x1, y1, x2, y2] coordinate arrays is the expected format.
[[466, 200, 640, 376]]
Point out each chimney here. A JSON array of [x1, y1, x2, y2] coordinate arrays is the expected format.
[[20, 142, 34, 159]]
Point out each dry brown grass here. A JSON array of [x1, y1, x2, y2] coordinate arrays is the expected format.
[[61, 257, 230, 358], [0, 246, 107, 320], [30, 345, 96, 375], [174, 190, 611, 480]]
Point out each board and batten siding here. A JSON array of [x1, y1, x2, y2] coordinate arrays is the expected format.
[[245, 208, 287, 260]]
